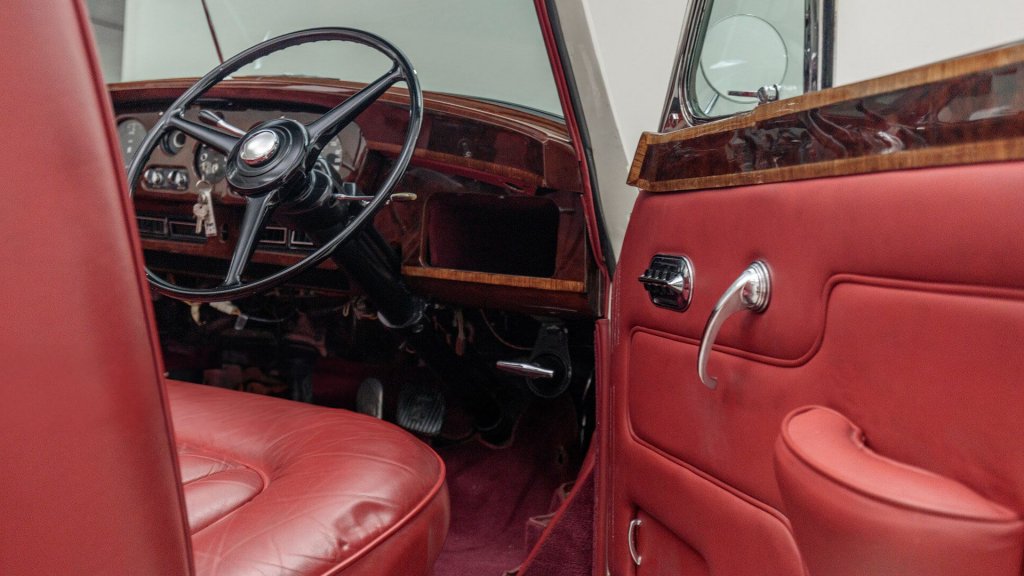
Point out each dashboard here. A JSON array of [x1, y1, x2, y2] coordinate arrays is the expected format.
[[112, 78, 595, 317], [117, 110, 363, 197]]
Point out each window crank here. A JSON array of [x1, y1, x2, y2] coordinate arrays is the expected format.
[[697, 261, 771, 389]]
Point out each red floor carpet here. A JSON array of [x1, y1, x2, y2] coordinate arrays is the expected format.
[[431, 400, 576, 576]]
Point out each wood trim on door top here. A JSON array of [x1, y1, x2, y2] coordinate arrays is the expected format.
[[629, 43, 1024, 192]]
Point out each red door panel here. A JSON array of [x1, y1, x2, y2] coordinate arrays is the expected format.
[[602, 45, 1024, 576]]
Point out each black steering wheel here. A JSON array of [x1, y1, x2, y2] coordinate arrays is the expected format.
[[127, 28, 422, 302]]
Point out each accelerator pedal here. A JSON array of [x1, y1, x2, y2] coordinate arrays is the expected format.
[[396, 381, 446, 436], [355, 378, 384, 419]]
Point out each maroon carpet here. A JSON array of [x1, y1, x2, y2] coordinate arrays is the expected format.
[[431, 402, 574, 576], [517, 457, 595, 576]]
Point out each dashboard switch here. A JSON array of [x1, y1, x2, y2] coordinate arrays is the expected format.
[[143, 167, 190, 192], [171, 169, 189, 191], [144, 168, 164, 188]]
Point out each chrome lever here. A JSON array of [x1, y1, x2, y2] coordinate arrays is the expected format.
[[697, 261, 771, 389], [727, 84, 780, 104], [198, 109, 247, 137], [495, 361, 555, 380]]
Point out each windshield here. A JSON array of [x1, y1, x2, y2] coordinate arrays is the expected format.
[[88, 0, 563, 116]]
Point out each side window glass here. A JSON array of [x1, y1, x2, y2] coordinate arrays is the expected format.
[[688, 0, 813, 119]]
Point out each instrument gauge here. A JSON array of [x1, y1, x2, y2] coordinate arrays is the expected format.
[[195, 144, 227, 184], [117, 118, 147, 169]]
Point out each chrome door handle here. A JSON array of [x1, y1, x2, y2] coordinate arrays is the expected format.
[[627, 518, 643, 566], [698, 261, 771, 389]]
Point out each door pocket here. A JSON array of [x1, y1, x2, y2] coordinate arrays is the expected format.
[[632, 510, 709, 576], [775, 406, 1024, 576]]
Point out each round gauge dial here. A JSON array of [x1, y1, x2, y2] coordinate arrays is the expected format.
[[195, 144, 227, 183], [117, 119, 148, 169]]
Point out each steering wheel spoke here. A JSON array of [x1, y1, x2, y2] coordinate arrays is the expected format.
[[222, 192, 277, 287], [307, 66, 403, 154], [168, 115, 239, 155]]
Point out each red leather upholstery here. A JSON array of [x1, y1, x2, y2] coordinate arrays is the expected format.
[[602, 162, 1024, 575], [0, 2, 192, 574], [1, 1, 449, 574], [170, 380, 449, 576], [775, 406, 1023, 576]]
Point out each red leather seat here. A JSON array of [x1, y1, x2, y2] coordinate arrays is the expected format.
[[0, 2, 448, 575], [171, 381, 449, 575]]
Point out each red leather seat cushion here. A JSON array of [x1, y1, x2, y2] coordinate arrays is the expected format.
[[168, 380, 449, 576]]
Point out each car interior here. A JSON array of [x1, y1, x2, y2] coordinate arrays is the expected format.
[[4, 1, 1024, 575], [5, 2, 601, 576]]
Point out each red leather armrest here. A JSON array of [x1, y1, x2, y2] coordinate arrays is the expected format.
[[775, 406, 1023, 576]]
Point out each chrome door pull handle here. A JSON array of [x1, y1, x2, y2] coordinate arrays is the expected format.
[[627, 518, 643, 566], [698, 261, 771, 389]]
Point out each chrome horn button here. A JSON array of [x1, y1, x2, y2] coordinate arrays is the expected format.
[[239, 129, 281, 167]]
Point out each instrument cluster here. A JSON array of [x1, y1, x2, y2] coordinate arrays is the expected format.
[[116, 108, 365, 202]]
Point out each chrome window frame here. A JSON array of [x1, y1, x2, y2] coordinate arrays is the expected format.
[[659, 0, 835, 130]]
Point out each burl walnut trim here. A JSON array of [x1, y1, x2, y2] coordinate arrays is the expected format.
[[401, 266, 585, 293], [629, 42, 1024, 192]]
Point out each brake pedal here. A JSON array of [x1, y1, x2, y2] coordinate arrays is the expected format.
[[396, 381, 445, 436], [356, 378, 384, 419]]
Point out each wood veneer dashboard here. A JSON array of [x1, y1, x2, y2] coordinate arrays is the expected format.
[[110, 79, 595, 317]]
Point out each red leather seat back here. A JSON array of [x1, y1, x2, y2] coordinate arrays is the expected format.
[[0, 2, 192, 574]]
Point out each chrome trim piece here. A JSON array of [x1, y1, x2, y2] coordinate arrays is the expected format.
[[239, 130, 280, 166], [289, 230, 314, 247], [495, 361, 556, 380], [804, 0, 819, 93], [198, 109, 247, 137], [628, 518, 643, 566], [136, 216, 167, 236], [143, 167, 190, 192], [639, 254, 694, 311], [168, 219, 206, 241], [758, 84, 781, 103], [697, 261, 771, 389], [659, 0, 708, 130], [726, 84, 780, 104], [332, 191, 417, 204], [259, 226, 288, 245], [820, 0, 835, 88], [660, 0, 833, 129]]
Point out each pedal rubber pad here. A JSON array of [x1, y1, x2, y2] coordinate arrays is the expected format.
[[396, 381, 445, 436]]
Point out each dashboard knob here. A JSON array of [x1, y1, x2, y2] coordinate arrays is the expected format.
[[171, 169, 189, 191], [144, 168, 164, 188]]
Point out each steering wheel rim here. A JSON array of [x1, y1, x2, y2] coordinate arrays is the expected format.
[[127, 27, 423, 303]]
